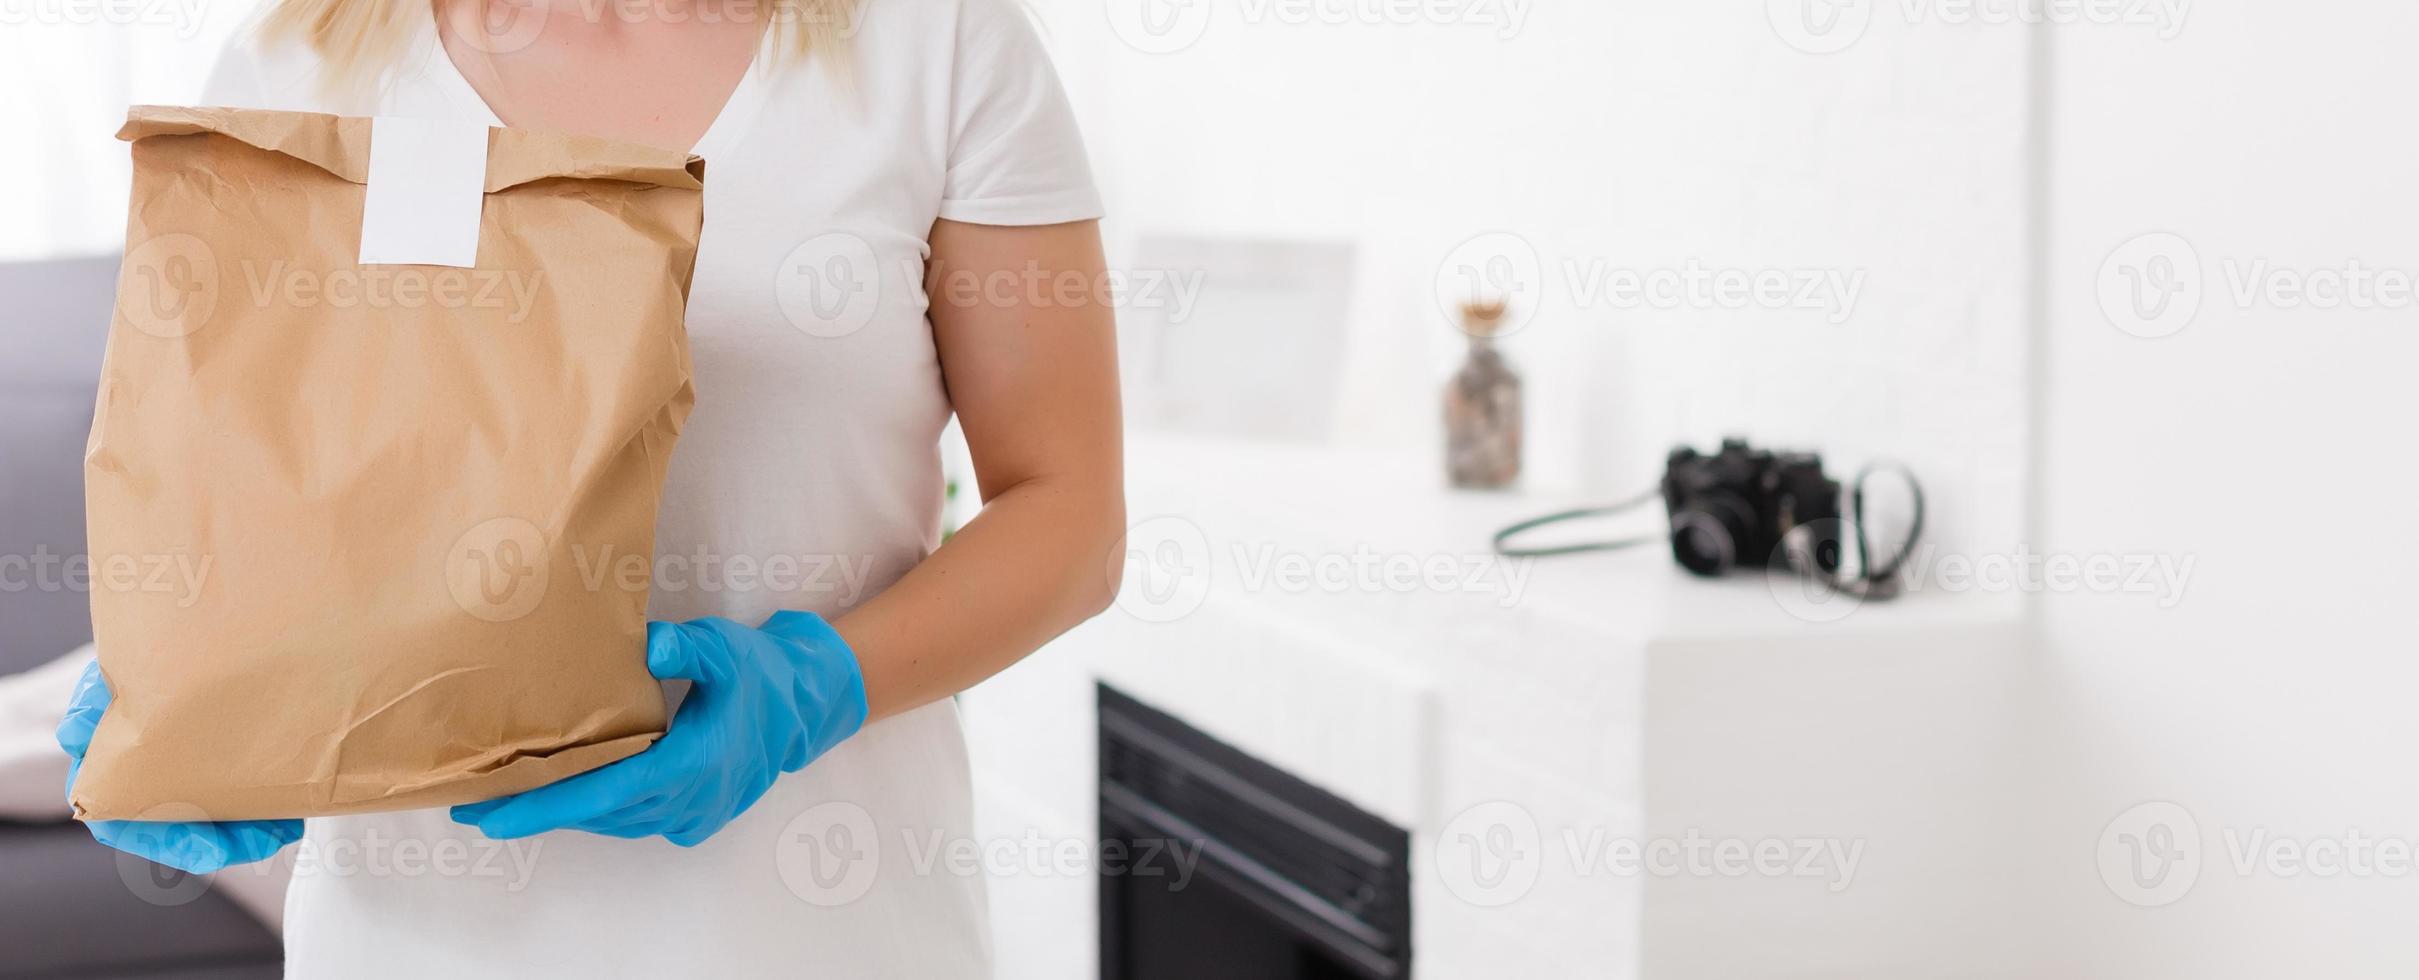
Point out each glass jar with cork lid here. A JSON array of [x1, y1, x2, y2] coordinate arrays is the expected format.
[[1443, 298, 1522, 489]]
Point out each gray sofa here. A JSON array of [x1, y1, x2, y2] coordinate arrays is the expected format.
[[0, 256, 281, 979]]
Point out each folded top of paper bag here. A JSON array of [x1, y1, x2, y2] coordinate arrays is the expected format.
[[118, 105, 706, 194]]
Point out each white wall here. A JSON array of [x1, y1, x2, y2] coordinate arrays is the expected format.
[[1042, 1, 2419, 975], [0, 0, 257, 260], [1031, 0, 2032, 562], [2034, 1, 2419, 975]]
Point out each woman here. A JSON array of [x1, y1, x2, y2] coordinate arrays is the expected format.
[[57, 0, 1123, 974]]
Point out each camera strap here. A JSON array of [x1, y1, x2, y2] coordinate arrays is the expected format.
[[1779, 462, 1926, 599], [1489, 487, 1666, 558], [1491, 463, 1927, 600]]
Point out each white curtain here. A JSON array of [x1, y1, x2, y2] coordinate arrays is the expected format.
[[0, 1, 264, 261]]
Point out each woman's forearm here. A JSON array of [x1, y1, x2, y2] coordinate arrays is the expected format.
[[833, 469, 1123, 721], [835, 217, 1123, 723]]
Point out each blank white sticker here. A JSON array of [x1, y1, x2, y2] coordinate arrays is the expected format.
[[358, 117, 489, 268]]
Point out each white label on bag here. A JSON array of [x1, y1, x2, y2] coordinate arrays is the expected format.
[[358, 116, 489, 268]]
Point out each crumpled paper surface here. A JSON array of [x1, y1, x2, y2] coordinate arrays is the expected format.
[[72, 106, 703, 822]]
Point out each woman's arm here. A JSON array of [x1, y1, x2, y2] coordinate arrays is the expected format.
[[834, 218, 1125, 721]]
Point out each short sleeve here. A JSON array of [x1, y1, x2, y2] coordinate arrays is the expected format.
[[937, 0, 1103, 226]]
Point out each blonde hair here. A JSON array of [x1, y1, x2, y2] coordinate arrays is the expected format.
[[261, 0, 856, 96]]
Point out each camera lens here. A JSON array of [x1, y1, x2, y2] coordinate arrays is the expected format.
[[1669, 492, 1755, 577]]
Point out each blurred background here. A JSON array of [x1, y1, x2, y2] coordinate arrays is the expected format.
[[5, 1, 2418, 978]]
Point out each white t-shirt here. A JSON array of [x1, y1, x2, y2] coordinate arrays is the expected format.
[[200, 1, 1100, 975]]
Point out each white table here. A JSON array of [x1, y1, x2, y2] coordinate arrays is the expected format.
[[963, 434, 2029, 980]]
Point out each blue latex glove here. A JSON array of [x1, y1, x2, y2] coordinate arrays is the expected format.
[[57, 661, 305, 874], [452, 612, 869, 846]]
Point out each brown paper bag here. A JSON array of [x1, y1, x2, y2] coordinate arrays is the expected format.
[[73, 106, 703, 821]]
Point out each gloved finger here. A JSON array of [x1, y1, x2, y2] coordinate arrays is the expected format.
[[664, 823, 725, 848], [562, 816, 670, 840], [457, 756, 659, 840], [91, 820, 228, 875], [87, 818, 300, 875], [660, 796, 750, 848], [562, 787, 687, 837], [567, 788, 673, 825], [644, 620, 712, 683], [55, 661, 112, 758], [181, 820, 304, 871], [224, 820, 307, 865], [634, 778, 757, 848], [715, 777, 779, 834], [452, 728, 690, 831], [68, 660, 111, 708], [448, 798, 508, 825]]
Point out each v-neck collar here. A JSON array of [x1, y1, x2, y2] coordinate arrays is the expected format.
[[411, 6, 769, 164]]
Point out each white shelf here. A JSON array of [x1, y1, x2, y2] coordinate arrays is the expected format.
[[1122, 432, 2022, 648], [966, 433, 2032, 980]]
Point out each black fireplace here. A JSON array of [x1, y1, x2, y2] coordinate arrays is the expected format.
[[1098, 684, 1412, 979]]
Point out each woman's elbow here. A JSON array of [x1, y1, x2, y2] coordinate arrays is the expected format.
[[1078, 488, 1129, 619]]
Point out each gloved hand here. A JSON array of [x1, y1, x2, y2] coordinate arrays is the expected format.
[[452, 612, 869, 846], [57, 661, 305, 874]]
